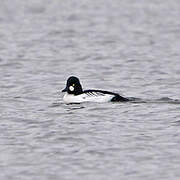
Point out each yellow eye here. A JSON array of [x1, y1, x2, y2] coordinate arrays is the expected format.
[[72, 84, 75, 86]]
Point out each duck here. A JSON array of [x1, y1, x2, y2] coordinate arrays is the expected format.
[[62, 76, 129, 104]]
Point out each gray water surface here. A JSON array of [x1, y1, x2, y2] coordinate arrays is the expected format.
[[1, 0, 180, 180]]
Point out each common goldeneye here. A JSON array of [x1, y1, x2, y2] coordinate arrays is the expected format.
[[62, 76, 129, 104]]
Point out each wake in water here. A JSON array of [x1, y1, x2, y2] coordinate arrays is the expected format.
[[128, 97, 180, 104], [51, 97, 180, 107]]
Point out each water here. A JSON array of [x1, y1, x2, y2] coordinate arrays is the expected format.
[[1, 0, 180, 179]]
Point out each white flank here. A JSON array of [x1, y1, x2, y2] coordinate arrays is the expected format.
[[63, 92, 114, 103]]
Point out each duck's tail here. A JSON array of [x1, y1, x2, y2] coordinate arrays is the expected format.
[[111, 94, 129, 102]]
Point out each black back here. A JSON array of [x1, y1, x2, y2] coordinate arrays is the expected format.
[[83, 89, 129, 102]]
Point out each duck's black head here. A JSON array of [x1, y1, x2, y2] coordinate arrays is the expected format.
[[62, 76, 83, 95]]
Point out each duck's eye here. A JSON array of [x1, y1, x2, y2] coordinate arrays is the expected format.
[[69, 86, 74, 91]]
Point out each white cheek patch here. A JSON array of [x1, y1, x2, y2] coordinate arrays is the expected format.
[[69, 86, 74, 91]]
